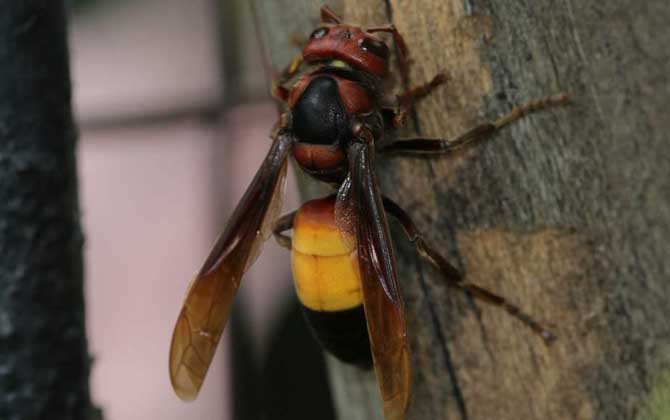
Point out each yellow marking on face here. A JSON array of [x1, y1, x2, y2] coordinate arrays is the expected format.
[[328, 59, 350, 69]]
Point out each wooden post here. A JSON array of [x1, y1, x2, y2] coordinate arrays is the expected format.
[[252, 0, 670, 419], [0, 2, 92, 419]]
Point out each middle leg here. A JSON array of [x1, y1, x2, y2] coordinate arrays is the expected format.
[[272, 211, 296, 250], [387, 73, 450, 128], [383, 196, 556, 342]]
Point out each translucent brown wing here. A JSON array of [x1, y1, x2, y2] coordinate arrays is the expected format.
[[169, 131, 292, 401], [339, 140, 411, 420]]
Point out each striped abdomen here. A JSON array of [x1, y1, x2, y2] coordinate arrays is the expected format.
[[291, 197, 372, 367]]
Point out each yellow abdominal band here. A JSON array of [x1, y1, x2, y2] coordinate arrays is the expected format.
[[291, 198, 362, 312]]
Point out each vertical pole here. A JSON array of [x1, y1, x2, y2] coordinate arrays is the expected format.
[[0, 2, 91, 419]]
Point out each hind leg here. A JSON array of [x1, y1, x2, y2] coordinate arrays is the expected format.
[[383, 196, 555, 342]]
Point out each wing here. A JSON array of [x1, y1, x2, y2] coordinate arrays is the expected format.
[[169, 130, 292, 401], [340, 139, 411, 420]]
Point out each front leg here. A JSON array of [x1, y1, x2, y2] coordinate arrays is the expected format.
[[367, 24, 411, 84], [381, 93, 570, 154]]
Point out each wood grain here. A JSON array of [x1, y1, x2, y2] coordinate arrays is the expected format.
[[251, 0, 670, 418]]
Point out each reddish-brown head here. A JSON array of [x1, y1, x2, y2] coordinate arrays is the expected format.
[[302, 23, 391, 78]]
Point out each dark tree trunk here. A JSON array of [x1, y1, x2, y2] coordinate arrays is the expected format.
[[253, 0, 670, 419], [0, 2, 91, 419]]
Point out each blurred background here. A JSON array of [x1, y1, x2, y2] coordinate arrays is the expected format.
[[69, 0, 335, 418]]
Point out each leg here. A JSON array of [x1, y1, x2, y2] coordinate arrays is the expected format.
[[272, 211, 295, 250], [367, 24, 411, 84], [388, 73, 449, 128], [320, 5, 342, 23], [380, 93, 570, 154], [367, 24, 446, 119], [271, 54, 304, 102], [383, 196, 556, 343]]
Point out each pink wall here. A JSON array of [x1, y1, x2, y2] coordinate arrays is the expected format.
[[79, 122, 229, 420], [71, 1, 296, 418]]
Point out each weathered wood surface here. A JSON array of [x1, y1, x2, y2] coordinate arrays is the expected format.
[[251, 0, 670, 419], [0, 2, 92, 420]]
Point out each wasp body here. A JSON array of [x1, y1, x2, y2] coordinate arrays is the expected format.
[[170, 6, 568, 419]]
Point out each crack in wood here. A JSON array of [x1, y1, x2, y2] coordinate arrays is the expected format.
[[416, 264, 470, 420]]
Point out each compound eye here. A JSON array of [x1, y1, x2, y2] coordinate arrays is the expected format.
[[310, 27, 329, 40], [360, 37, 389, 59]]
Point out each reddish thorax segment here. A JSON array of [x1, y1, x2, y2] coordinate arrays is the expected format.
[[338, 78, 374, 114], [293, 143, 345, 171], [302, 24, 389, 78]]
